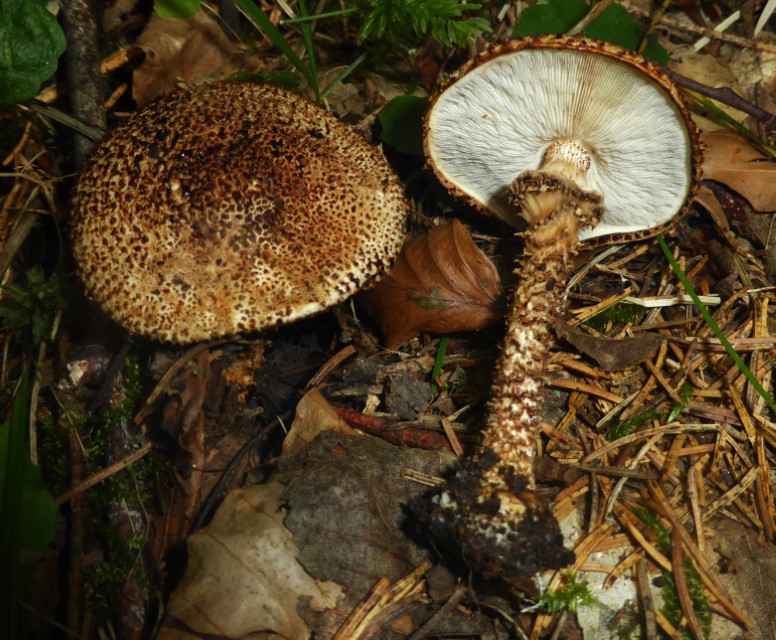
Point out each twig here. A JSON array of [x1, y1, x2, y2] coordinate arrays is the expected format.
[[59, 0, 107, 166], [190, 409, 292, 533], [56, 443, 153, 506], [569, 0, 616, 34], [671, 526, 705, 640], [628, 5, 776, 54], [20, 99, 105, 142], [406, 583, 466, 640], [662, 68, 776, 132]]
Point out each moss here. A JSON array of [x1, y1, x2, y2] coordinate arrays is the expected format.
[[583, 302, 645, 333], [538, 571, 598, 614], [633, 507, 711, 639]]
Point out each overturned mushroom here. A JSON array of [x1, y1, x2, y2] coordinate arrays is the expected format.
[[423, 35, 702, 580], [72, 81, 407, 343]]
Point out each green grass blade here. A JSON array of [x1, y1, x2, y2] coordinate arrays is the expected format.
[[431, 336, 449, 392], [0, 373, 30, 639], [320, 53, 368, 101], [693, 94, 776, 158], [297, 0, 320, 102], [657, 235, 776, 414], [234, 0, 313, 89], [281, 8, 357, 25]]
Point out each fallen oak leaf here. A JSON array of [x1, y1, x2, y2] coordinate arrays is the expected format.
[[701, 131, 776, 212], [132, 9, 258, 105], [158, 481, 344, 640], [555, 319, 663, 372], [361, 219, 503, 348]]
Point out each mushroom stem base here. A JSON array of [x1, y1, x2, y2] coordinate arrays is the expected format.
[[420, 199, 596, 582]]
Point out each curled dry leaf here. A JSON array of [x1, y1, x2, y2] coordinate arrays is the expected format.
[[158, 481, 344, 640], [282, 388, 358, 456], [695, 183, 734, 239], [160, 431, 460, 639], [672, 50, 747, 122], [361, 219, 503, 348], [132, 10, 257, 105], [555, 319, 663, 372], [701, 131, 776, 212]]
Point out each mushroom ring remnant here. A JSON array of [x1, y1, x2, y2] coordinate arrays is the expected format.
[[72, 81, 408, 344], [422, 35, 702, 581]]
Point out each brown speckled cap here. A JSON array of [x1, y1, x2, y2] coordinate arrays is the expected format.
[[424, 35, 702, 245], [72, 81, 408, 343]]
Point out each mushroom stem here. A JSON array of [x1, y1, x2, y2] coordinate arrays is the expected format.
[[481, 206, 585, 488], [423, 180, 599, 582], [484, 167, 603, 480]]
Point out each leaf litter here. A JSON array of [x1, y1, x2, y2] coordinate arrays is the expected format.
[[4, 1, 776, 639]]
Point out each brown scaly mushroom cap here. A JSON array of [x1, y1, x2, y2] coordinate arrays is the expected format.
[[425, 34, 702, 244], [72, 81, 408, 343]]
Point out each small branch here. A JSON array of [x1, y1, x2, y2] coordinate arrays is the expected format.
[[628, 6, 776, 54], [59, 0, 107, 167], [56, 443, 153, 506], [662, 68, 776, 133]]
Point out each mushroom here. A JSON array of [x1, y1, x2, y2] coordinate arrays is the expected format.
[[422, 35, 702, 580], [71, 81, 408, 343]]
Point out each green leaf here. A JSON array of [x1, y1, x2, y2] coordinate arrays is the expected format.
[[513, 0, 669, 64], [378, 95, 428, 155], [0, 374, 55, 637], [641, 38, 670, 66], [154, 0, 201, 19], [0, 0, 66, 104], [235, 0, 317, 98], [0, 374, 56, 556], [0, 266, 67, 344], [297, 0, 319, 102], [582, 4, 668, 65], [538, 571, 598, 614], [356, 0, 490, 50], [582, 3, 642, 49], [514, 0, 588, 37], [18, 457, 57, 554]]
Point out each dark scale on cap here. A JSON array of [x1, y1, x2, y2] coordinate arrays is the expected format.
[[72, 81, 408, 343]]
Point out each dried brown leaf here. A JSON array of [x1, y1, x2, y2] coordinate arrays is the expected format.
[[282, 388, 358, 456], [361, 219, 502, 348], [701, 131, 776, 212], [158, 481, 344, 640], [707, 518, 776, 640], [555, 319, 662, 372], [695, 183, 733, 237], [672, 50, 747, 123], [132, 11, 257, 105]]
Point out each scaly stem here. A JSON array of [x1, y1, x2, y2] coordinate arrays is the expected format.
[[480, 207, 582, 493], [422, 205, 585, 583], [420, 158, 602, 583]]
